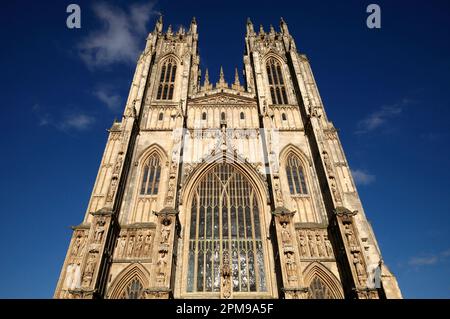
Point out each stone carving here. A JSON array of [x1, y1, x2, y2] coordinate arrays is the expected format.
[[106, 176, 118, 203], [156, 251, 168, 284], [297, 229, 334, 259], [322, 150, 333, 176], [221, 250, 232, 299], [353, 252, 367, 286], [280, 221, 291, 244], [82, 252, 97, 288], [329, 177, 342, 203], [160, 221, 171, 244], [273, 180, 283, 206], [71, 231, 87, 257], [344, 224, 357, 247], [64, 263, 81, 290], [285, 250, 297, 282], [113, 153, 124, 175], [94, 218, 106, 243], [115, 228, 154, 260]]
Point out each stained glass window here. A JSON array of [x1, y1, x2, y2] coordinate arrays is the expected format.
[[286, 154, 308, 195], [140, 154, 161, 195], [119, 278, 144, 299], [187, 164, 267, 293], [307, 277, 333, 299]]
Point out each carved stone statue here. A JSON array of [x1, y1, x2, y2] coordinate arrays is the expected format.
[[298, 234, 307, 257], [353, 252, 366, 285], [280, 221, 291, 244], [160, 224, 171, 244], [72, 236, 82, 256], [324, 235, 333, 257], [308, 233, 316, 257], [113, 154, 123, 175], [127, 236, 135, 257], [344, 224, 356, 247], [94, 219, 106, 243], [285, 251, 297, 281], [117, 235, 126, 258], [135, 234, 144, 257], [316, 234, 325, 257], [322, 150, 333, 176], [144, 232, 153, 256], [157, 252, 167, 283]]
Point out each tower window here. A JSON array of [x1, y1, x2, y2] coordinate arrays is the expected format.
[[240, 112, 245, 120], [140, 154, 161, 195], [282, 113, 287, 121], [266, 58, 288, 104], [202, 112, 207, 120], [119, 278, 144, 299], [286, 154, 308, 195], [158, 112, 164, 121], [221, 112, 226, 121], [156, 58, 177, 100]]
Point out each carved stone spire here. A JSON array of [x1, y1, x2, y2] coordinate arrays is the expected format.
[[280, 17, 290, 35], [246, 17, 254, 35], [216, 66, 228, 89], [190, 17, 197, 34], [259, 24, 265, 35], [202, 68, 212, 91], [167, 24, 173, 36], [269, 24, 275, 34], [154, 14, 163, 34], [232, 67, 243, 91]]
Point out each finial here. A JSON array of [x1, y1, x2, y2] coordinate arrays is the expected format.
[[259, 24, 265, 34], [220, 66, 224, 81], [270, 24, 275, 34], [246, 17, 254, 35], [167, 24, 173, 35], [204, 69, 210, 84], [216, 66, 228, 89], [191, 16, 197, 25], [234, 67, 240, 86], [280, 17, 289, 34], [154, 14, 163, 33]]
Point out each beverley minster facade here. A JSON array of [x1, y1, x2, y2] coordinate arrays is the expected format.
[[54, 17, 402, 299]]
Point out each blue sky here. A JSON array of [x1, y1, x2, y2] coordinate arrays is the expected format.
[[0, 0, 449, 298]]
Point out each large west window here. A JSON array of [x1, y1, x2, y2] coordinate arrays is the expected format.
[[266, 58, 288, 105], [156, 58, 177, 100], [186, 164, 267, 294]]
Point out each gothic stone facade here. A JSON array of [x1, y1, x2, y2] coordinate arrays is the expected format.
[[54, 17, 402, 299]]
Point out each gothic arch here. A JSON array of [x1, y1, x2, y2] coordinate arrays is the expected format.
[[137, 143, 168, 167], [262, 52, 287, 65], [303, 262, 344, 299], [158, 53, 181, 65], [180, 153, 269, 209], [107, 263, 150, 299], [279, 144, 312, 167]]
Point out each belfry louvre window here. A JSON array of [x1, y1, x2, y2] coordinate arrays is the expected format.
[[187, 164, 267, 293], [286, 154, 308, 195], [156, 58, 177, 100], [119, 278, 144, 299], [266, 58, 288, 105], [140, 154, 161, 195]]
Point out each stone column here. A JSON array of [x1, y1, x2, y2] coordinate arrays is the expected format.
[[145, 208, 179, 299], [272, 207, 308, 299], [332, 207, 379, 299]]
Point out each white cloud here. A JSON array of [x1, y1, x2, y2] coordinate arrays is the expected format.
[[78, 2, 156, 68], [408, 249, 450, 267], [94, 89, 122, 111], [408, 256, 439, 266], [59, 113, 95, 131], [355, 98, 414, 134], [351, 169, 376, 186], [32, 104, 95, 132]]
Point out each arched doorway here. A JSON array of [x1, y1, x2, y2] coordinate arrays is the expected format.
[[180, 163, 275, 298]]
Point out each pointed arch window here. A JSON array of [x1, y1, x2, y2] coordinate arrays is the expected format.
[[285, 154, 308, 195], [186, 164, 267, 294], [307, 277, 333, 299], [156, 58, 177, 100], [140, 154, 161, 195], [266, 58, 288, 105], [119, 277, 144, 299]]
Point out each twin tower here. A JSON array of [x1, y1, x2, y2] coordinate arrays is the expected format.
[[54, 16, 402, 299]]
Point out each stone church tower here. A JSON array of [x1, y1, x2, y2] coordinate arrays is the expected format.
[[54, 17, 402, 299]]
